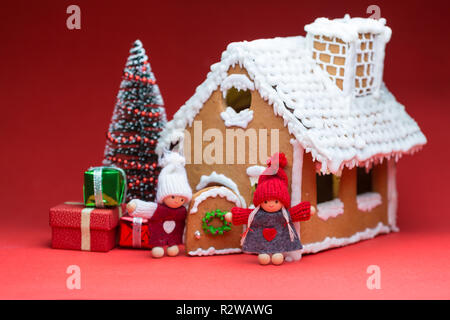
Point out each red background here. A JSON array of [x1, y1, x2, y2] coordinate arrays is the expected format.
[[0, 0, 449, 299]]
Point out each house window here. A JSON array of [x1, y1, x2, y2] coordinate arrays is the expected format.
[[316, 173, 344, 221], [225, 87, 251, 112], [316, 173, 340, 203], [356, 167, 382, 212], [357, 167, 373, 194]]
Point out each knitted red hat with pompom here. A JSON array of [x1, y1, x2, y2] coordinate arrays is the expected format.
[[253, 152, 291, 209]]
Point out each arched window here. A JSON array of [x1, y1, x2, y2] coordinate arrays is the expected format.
[[225, 87, 251, 112]]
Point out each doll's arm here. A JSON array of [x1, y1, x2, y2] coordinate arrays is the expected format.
[[227, 207, 253, 225], [127, 199, 158, 219], [289, 201, 314, 222]]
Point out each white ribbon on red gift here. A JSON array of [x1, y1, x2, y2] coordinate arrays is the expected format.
[[64, 201, 122, 251], [64, 203, 94, 251], [132, 217, 143, 248], [81, 207, 95, 251]]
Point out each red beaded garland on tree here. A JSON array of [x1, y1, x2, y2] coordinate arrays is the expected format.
[[103, 40, 166, 201]]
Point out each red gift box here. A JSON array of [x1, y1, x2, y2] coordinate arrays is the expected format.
[[49, 202, 121, 252], [119, 216, 151, 249]]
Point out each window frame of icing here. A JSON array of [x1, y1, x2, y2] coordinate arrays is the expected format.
[[316, 172, 344, 221], [195, 171, 246, 208], [356, 192, 382, 212], [220, 74, 255, 129], [356, 166, 382, 212]]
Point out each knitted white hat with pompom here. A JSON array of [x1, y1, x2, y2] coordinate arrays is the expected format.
[[156, 151, 192, 204]]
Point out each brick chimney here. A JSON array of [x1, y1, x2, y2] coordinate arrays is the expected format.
[[305, 15, 392, 97]]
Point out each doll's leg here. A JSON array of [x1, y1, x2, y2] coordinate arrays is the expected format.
[[271, 253, 284, 265], [167, 245, 180, 257], [152, 246, 165, 258], [258, 254, 271, 265]]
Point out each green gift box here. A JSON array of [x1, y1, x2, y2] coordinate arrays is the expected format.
[[83, 167, 127, 207]]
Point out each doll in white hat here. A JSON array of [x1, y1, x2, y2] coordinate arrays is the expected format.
[[126, 151, 192, 258]]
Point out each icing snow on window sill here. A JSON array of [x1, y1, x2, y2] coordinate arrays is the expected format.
[[357, 192, 382, 212], [317, 198, 344, 221], [220, 107, 254, 128]]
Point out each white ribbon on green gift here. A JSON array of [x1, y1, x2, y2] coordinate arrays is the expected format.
[[88, 166, 128, 208]]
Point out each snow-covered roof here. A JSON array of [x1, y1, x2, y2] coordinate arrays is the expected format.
[[157, 31, 426, 174], [305, 15, 392, 43]]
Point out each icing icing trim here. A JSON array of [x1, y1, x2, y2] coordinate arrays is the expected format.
[[220, 74, 254, 97], [195, 171, 246, 208], [246, 165, 266, 177], [246, 165, 266, 187], [188, 247, 242, 256], [302, 222, 391, 254], [190, 187, 241, 214], [304, 15, 392, 43], [356, 192, 382, 212], [220, 107, 254, 129], [317, 198, 344, 221]]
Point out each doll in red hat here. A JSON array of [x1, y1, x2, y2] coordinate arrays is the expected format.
[[225, 152, 315, 265]]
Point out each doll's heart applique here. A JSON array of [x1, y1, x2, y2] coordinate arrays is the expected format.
[[163, 220, 176, 234], [263, 228, 277, 242]]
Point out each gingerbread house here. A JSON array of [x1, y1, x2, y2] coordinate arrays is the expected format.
[[156, 15, 426, 257]]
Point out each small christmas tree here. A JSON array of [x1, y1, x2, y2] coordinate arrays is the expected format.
[[103, 40, 166, 202]]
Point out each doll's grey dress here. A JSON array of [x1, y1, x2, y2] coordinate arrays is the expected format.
[[242, 208, 302, 254]]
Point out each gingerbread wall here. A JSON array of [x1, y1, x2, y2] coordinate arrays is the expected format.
[[183, 66, 295, 207], [300, 152, 389, 245]]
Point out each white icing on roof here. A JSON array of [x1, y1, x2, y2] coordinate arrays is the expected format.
[[157, 24, 426, 174], [305, 15, 392, 43]]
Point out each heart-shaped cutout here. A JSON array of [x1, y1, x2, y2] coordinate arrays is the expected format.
[[163, 220, 176, 234], [263, 228, 277, 242]]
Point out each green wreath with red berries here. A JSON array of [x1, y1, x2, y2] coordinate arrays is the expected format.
[[202, 209, 232, 236]]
